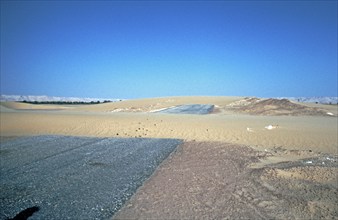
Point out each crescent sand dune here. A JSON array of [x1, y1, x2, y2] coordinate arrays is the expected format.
[[1, 96, 337, 219]]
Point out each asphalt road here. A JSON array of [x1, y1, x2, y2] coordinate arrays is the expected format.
[[0, 136, 182, 220], [157, 104, 214, 114]]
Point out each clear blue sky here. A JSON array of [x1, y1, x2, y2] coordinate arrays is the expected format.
[[1, 1, 337, 99]]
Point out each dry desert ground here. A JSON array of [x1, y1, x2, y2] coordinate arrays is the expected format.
[[1, 96, 337, 219]]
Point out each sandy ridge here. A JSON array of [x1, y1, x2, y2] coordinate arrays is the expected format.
[[1, 96, 337, 219]]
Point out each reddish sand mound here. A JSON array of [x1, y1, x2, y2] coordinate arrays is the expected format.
[[232, 98, 330, 116]]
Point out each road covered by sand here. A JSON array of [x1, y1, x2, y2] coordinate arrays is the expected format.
[[1, 96, 337, 153], [1, 96, 337, 219]]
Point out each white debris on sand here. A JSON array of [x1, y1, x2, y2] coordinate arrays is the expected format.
[[246, 127, 254, 132], [148, 106, 175, 113], [264, 125, 278, 130], [111, 108, 124, 112], [325, 157, 335, 161], [326, 112, 334, 116], [111, 107, 143, 112], [227, 98, 260, 107]]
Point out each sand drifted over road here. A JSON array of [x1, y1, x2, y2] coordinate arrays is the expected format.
[[0, 108, 337, 154], [1, 96, 337, 219], [114, 141, 338, 219], [155, 104, 214, 114], [0, 136, 181, 219]]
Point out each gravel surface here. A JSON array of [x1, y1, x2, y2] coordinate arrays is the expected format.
[[157, 104, 214, 114], [114, 141, 338, 219], [0, 135, 182, 220]]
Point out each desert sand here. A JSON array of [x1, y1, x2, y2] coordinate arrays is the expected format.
[[1, 96, 337, 219]]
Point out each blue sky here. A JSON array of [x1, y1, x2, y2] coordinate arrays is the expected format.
[[1, 1, 337, 99]]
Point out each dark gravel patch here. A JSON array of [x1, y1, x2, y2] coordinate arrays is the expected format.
[[157, 104, 214, 114], [0, 135, 182, 220]]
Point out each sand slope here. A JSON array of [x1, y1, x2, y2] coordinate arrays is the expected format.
[[1, 97, 337, 154], [226, 98, 336, 116], [0, 102, 72, 111], [1, 96, 337, 219], [67, 96, 242, 113], [1, 111, 337, 154]]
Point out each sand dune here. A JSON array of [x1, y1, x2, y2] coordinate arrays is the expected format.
[[66, 96, 241, 113], [2, 96, 336, 116], [1, 97, 337, 154], [1, 96, 337, 219], [0, 101, 73, 111], [228, 98, 334, 116]]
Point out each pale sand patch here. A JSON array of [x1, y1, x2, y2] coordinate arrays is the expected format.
[[0, 111, 337, 154], [0, 101, 73, 111], [65, 96, 243, 113], [301, 102, 338, 115], [1, 96, 337, 156]]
